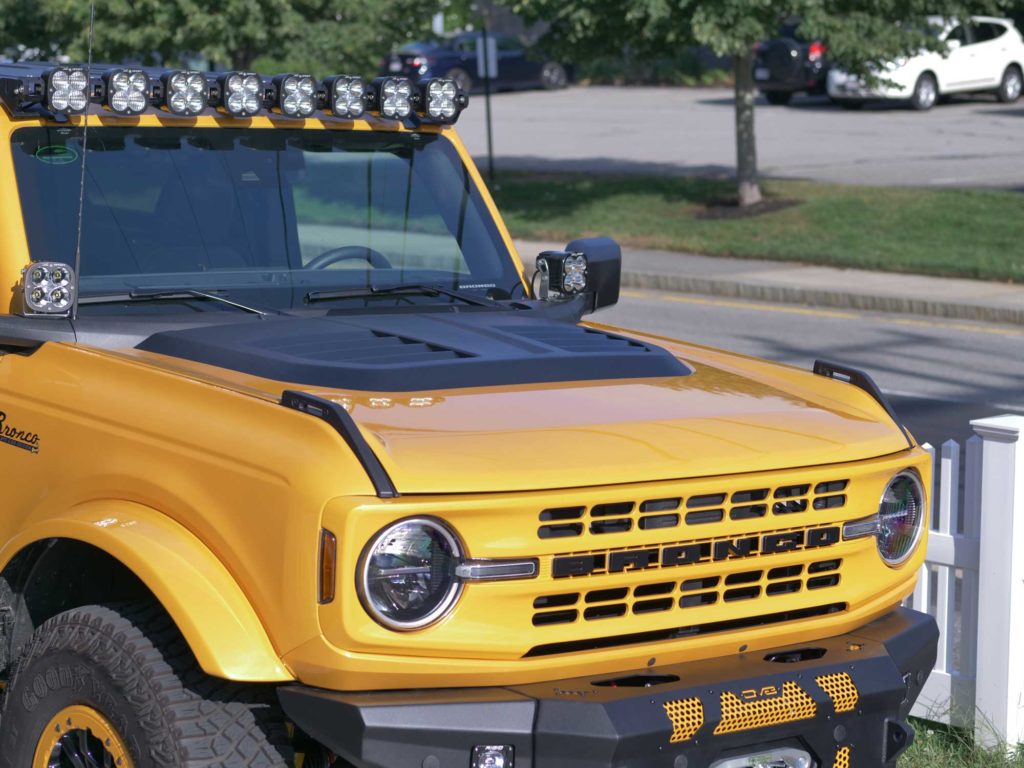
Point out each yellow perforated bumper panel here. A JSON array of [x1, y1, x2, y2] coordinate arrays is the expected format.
[[663, 698, 705, 743], [713, 681, 817, 735], [817, 672, 859, 713]]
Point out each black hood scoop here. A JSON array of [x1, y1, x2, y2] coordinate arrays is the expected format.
[[136, 311, 691, 391]]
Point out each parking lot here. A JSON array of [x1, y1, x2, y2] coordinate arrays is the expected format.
[[458, 86, 1024, 188]]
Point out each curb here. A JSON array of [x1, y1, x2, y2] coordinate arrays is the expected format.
[[621, 271, 1024, 327]]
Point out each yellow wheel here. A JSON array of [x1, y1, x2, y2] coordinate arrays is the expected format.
[[33, 705, 134, 768]]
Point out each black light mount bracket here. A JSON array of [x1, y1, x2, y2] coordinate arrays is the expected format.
[[812, 359, 915, 449]]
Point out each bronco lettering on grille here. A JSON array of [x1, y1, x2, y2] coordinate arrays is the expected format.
[[552, 526, 840, 578]]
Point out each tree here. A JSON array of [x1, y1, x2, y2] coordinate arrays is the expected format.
[[253, 0, 443, 78], [514, 0, 1003, 206], [0, 0, 441, 77]]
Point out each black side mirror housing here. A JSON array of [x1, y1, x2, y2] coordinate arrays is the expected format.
[[566, 236, 621, 312]]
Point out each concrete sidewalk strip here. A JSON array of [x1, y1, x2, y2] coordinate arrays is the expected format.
[[513, 240, 1024, 326]]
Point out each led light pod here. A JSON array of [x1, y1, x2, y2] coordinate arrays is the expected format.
[[373, 76, 413, 119], [46, 67, 90, 114], [274, 73, 317, 117], [324, 75, 366, 118], [417, 78, 467, 123], [219, 71, 263, 117], [104, 69, 150, 115], [23, 262, 76, 315], [535, 250, 588, 300], [163, 70, 208, 116]]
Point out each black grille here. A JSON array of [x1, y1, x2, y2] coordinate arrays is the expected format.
[[532, 558, 842, 627], [536, 480, 849, 540]]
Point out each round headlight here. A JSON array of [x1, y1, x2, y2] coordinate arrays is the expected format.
[[876, 471, 925, 566], [359, 518, 463, 630]]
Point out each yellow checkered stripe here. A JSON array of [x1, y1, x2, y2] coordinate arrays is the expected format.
[[833, 746, 851, 768]]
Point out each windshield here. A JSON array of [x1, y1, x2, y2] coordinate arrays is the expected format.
[[10, 126, 523, 313]]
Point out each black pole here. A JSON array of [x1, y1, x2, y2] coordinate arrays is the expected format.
[[481, 25, 495, 186]]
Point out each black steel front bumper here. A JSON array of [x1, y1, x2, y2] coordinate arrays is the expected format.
[[279, 608, 937, 768]]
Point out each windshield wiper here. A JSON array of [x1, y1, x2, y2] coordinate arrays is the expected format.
[[304, 283, 496, 308], [79, 289, 276, 317]]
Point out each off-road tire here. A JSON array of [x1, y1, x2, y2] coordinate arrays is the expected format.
[[448, 67, 473, 94], [910, 73, 938, 111], [764, 91, 793, 105], [0, 603, 293, 768], [997, 65, 1022, 103], [540, 62, 568, 90]]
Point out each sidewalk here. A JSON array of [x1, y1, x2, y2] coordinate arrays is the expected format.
[[514, 240, 1024, 326]]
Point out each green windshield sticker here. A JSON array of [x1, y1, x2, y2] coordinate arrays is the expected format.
[[35, 145, 79, 165]]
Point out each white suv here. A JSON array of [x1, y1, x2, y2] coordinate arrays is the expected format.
[[827, 16, 1024, 109]]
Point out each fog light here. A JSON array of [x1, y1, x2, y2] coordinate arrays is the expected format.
[[23, 262, 76, 315], [471, 745, 513, 768], [105, 69, 149, 115]]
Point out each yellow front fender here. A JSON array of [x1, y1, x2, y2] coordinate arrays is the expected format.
[[0, 500, 293, 682]]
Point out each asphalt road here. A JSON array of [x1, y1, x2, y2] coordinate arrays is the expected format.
[[597, 289, 1024, 448], [458, 86, 1024, 189]]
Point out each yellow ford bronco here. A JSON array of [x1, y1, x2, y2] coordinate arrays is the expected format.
[[0, 62, 936, 768]]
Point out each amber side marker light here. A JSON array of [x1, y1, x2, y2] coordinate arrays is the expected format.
[[319, 529, 338, 604]]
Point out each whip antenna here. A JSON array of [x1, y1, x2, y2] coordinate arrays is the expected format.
[[70, 3, 95, 320]]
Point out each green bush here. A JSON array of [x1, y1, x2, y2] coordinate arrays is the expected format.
[[576, 47, 731, 86]]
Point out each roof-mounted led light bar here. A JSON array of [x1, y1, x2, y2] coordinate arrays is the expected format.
[[0, 65, 468, 124]]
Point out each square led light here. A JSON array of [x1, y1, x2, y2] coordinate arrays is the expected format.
[[417, 78, 467, 123], [274, 73, 317, 117], [325, 75, 365, 118], [536, 250, 588, 298], [46, 67, 90, 114], [23, 262, 76, 315], [163, 70, 208, 116], [105, 68, 150, 115], [219, 71, 263, 117], [373, 76, 413, 119]]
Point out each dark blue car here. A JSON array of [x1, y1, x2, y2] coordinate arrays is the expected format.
[[379, 32, 570, 93]]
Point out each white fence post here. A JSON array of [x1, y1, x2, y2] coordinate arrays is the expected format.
[[970, 415, 1024, 749]]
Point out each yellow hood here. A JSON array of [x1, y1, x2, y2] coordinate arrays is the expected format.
[[120, 323, 911, 494]]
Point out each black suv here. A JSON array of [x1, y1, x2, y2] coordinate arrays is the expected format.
[[753, 17, 829, 104]]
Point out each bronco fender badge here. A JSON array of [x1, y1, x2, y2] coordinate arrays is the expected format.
[[0, 410, 40, 454]]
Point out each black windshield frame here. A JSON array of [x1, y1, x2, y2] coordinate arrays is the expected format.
[[10, 126, 524, 314]]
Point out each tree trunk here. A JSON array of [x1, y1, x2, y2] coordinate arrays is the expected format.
[[733, 51, 762, 207], [232, 46, 252, 71]]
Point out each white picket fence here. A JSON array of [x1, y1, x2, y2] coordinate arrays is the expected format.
[[906, 415, 1024, 748]]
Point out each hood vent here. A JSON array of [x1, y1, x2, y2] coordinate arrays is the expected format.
[[258, 327, 475, 366], [136, 312, 691, 391]]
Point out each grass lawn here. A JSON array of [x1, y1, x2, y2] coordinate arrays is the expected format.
[[901, 719, 1024, 768], [493, 174, 1024, 282]]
